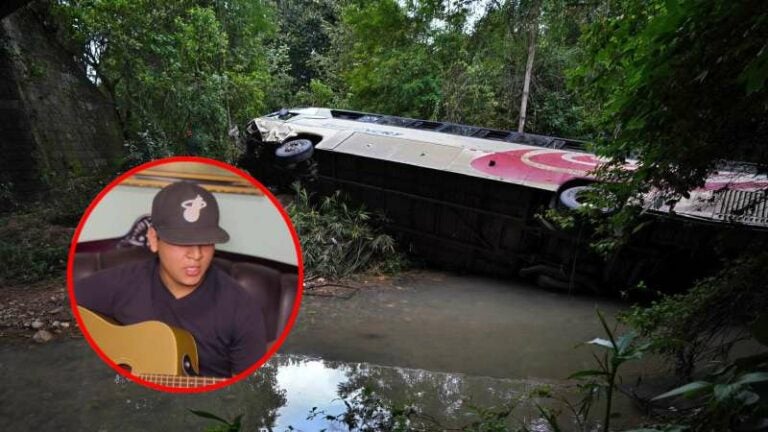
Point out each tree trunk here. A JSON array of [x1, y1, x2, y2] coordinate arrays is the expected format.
[[518, 4, 540, 133]]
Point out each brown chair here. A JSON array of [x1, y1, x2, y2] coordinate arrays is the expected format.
[[73, 247, 298, 344], [277, 273, 298, 337]]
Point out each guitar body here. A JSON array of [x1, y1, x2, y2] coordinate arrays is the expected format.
[[78, 306, 200, 376]]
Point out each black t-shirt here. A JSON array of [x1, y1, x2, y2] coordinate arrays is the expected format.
[[75, 258, 267, 378]]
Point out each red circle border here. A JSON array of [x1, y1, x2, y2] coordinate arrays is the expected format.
[[66, 156, 305, 394]]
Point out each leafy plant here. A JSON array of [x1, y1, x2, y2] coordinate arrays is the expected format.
[[45, 171, 113, 227], [645, 316, 768, 431], [50, 0, 277, 161], [621, 253, 768, 378], [0, 180, 17, 213], [0, 209, 73, 285], [570, 0, 768, 254], [652, 371, 768, 431], [307, 385, 415, 432], [0, 163, 114, 284], [189, 409, 243, 432], [124, 127, 174, 165], [286, 186, 407, 279], [566, 309, 651, 431]]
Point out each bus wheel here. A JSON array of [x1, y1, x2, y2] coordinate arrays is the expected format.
[[556, 184, 613, 213], [557, 185, 591, 210], [275, 139, 314, 164]]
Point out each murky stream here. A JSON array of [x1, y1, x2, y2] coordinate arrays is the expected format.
[[1, 271, 657, 430], [283, 270, 644, 379], [1, 343, 645, 431]]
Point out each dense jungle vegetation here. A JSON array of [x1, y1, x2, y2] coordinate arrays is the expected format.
[[2, 0, 767, 429]]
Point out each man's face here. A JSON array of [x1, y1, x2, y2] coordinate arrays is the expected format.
[[147, 227, 215, 297]]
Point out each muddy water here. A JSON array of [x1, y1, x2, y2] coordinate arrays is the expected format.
[[0, 271, 655, 430], [0, 343, 590, 431], [283, 270, 642, 379]]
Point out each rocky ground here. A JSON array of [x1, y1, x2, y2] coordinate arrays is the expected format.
[[0, 278, 80, 343], [0, 271, 393, 345]]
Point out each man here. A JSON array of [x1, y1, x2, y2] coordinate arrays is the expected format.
[[76, 181, 267, 378]]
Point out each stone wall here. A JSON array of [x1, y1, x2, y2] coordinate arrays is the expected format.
[[0, 3, 123, 201]]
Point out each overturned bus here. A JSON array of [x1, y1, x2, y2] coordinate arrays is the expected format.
[[240, 107, 768, 292]]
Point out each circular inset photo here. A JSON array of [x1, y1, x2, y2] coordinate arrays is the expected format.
[[67, 157, 303, 393]]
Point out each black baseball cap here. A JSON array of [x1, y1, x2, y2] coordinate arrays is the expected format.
[[151, 181, 230, 245]]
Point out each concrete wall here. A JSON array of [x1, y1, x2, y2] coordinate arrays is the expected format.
[[0, 3, 123, 200]]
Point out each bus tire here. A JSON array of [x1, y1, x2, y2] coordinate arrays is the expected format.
[[557, 185, 591, 210], [275, 139, 314, 164]]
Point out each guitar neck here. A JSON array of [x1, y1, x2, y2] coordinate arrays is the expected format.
[[139, 373, 226, 388]]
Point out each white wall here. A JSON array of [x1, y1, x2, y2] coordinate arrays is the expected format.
[[79, 185, 298, 266]]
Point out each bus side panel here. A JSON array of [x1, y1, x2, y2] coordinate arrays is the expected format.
[[315, 149, 556, 276]]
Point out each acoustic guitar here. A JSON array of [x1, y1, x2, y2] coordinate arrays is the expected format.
[[78, 306, 226, 387]]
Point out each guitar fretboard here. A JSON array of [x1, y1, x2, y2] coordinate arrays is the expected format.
[[139, 373, 226, 388]]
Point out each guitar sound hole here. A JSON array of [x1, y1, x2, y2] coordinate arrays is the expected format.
[[182, 355, 198, 376]]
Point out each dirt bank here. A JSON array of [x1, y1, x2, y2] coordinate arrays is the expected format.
[[0, 278, 80, 342]]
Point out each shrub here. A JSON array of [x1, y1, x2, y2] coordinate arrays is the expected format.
[[45, 172, 113, 227], [0, 168, 114, 284], [621, 252, 768, 378], [0, 210, 73, 285], [287, 186, 407, 279]]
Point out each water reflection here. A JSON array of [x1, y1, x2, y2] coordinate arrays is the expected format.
[[0, 341, 560, 431], [268, 355, 551, 431], [273, 357, 348, 431]]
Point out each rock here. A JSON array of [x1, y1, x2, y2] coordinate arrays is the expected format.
[[31, 319, 44, 329], [48, 306, 64, 314], [33, 329, 53, 343], [60, 322, 70, 328], [52, 321, 60, 327]]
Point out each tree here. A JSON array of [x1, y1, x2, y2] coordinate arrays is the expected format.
[[325, 0, 443, 118], [573, 0, 768, 202], [518, 0, 540, 132], [51, 0, 277, 162]]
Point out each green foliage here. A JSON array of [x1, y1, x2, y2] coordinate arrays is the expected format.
[[0, 180, 17, 213], [565, 309, 651, 432], [287, 187, 407, 279], [458, 403, 515, 432], [329, 0, 442, 118], [293, 79, 338, 108], [306, 0, 588, 136], [0, 209, 73, 285], [304, 380, 555, 432], [271, 0, 338, 89], [124, 128, 174, 165], [0, 167, 114, 284], [625, 426, 687, 432], [46, 170, 113, 227], [647, 327, 768, 431], [189, 409, 242, 432], [308, 385, 415, 432], [47, 0, 598, 148], [621, 252, 768, 378], [571, 0, 768, 245], [50, 0, 276, 162]]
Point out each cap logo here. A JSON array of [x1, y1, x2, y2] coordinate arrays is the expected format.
[[181, 195, 207, 223]]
